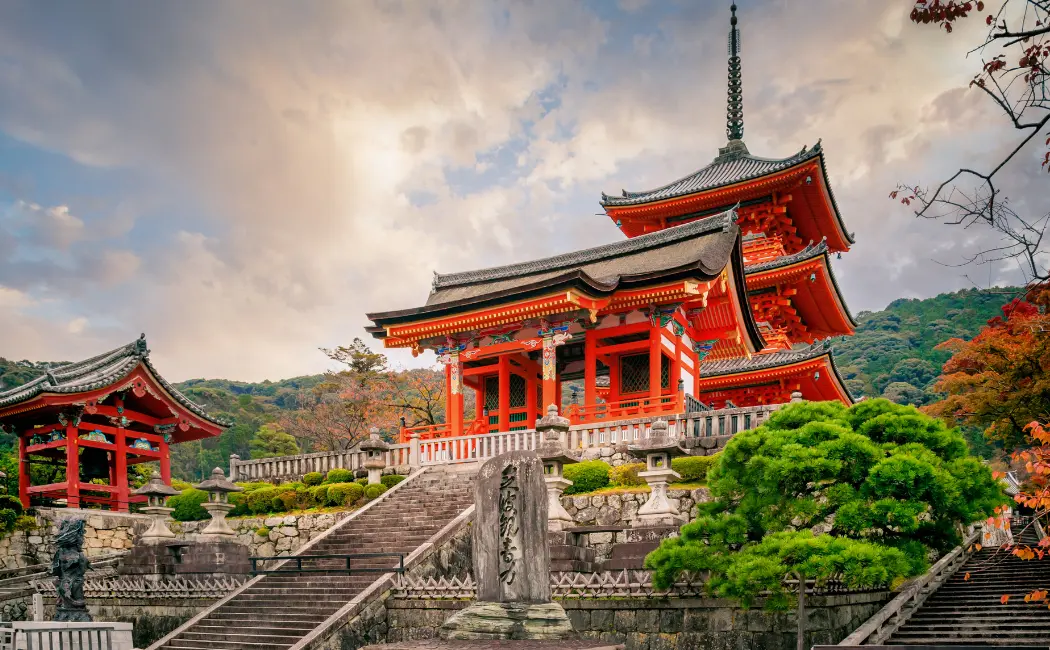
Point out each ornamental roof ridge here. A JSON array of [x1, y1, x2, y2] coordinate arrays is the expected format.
[[600, 143, 823, 208], [744, 240, 829, 273], [0, 334, 229, 427], [431, 208, 736, 291], [699, 339, 834, 378]]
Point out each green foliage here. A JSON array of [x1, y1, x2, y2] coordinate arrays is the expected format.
[[0, 495, 24, 516], [249, 423, 300, 459], [323, 469, 354, 484], [671, 454, 720, 484], [309, 485, 330, 505], [835, 288, 1010, 411], [247, 487, 281, 514], [325, 482, 365, 507], [236, 482, 274, 492], [381, 474, 405, 488], [168, 489, 210, 521], [171, 479, 194, 491], [255, 526, 270, 537], [563, 460, 611, 495], [356, 478, 369, 486], [13, 515, 36, 532], [0, 509, 16, 533], [609, 463, 646, 487], [364, 483, 388, 500], [228, 491, 250, 517], [645, 399, 1007, 602], [303, 472, 324, 487]]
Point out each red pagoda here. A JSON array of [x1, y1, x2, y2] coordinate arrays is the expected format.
[[366, 4, 855, 442], [0, 335, 226, 511]]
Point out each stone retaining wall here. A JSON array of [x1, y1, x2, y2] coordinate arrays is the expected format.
[[561, 488, 711, 528], [0, 508, 151, 570], [173, 510, 357, 558], [384, 591, 891, 650]]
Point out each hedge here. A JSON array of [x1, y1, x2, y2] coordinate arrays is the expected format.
[[381, 474, 405, 488], [364, 483, 388, 500], [326, 482, 365, 507], [356, 478, 369, 487], [169, 488, 209, 521], [171, 479, 194, 491], [609, 463, 646, 487], [303, 472, 324, 487], [309, 485, 330, 505], [324, 469, 354, 484], [228, 492, 251, 517], [0, 495, 24, 516], [564, 460, 611, 495], [247, 487, 281, 514], [671, 453, 719, 483]]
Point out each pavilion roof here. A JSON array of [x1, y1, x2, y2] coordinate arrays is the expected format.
[[0, 334, 228, 427], [700, 339, 842, 380], [367, 211, 764, 355], [744, 240, 857, 328]]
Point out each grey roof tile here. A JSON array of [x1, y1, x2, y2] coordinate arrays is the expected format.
[[699, 340, 834, 378], [0, 335, 228, 427]]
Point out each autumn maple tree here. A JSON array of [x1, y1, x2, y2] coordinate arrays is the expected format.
[[895, 0, 1050, 284], [924, 284, 1050, 448]]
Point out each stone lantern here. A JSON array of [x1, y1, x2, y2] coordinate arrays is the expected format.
[[627, 419, 687, 526], [360, 428, 390, 485], [132, 477, 181, 543], [535, 405, 580, 531], [194, 467, 244, 539]]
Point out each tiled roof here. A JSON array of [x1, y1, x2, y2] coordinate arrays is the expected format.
[[600, 143, 822, 208], [744, 241, 857, 327], [432, 210, 736, 290], [699, 340, 834, 378], [0, 335, 228, 426]]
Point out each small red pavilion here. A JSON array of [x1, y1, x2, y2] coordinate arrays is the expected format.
[[0, 335, 226, 511]]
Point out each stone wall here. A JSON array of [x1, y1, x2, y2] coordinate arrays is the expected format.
[[384, 591, 891, 650], [41, 598, 216, 648], [0, 508, 151, 570], [173, 510, 356, 558], [561, 488, 711, 528]]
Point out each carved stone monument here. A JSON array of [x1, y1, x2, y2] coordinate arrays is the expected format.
[[52, 519, 92, 622], [440, 450, 574, 640]]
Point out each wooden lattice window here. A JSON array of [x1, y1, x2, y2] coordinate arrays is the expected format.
[[509, 374, 527, 408], [620, 354, 649, 394]]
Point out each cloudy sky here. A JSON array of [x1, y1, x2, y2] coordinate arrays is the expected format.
[[0, 0, 1043, 382]]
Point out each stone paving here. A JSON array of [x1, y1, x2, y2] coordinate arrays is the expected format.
[[360, 642, 624, 650]]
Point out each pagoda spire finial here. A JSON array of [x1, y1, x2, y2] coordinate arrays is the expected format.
[[726, 3, 744, 142]]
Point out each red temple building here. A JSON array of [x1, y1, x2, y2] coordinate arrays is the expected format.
[[367, 4, 855, 442], [0, 335, 226, 511]]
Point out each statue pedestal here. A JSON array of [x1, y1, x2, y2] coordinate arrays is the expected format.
[[439, 601, 574, 640], [544, 476, 574, 532], [636, 468, 685, 527], [199, 501, 236, 538]]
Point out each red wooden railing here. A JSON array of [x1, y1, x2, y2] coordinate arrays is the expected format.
[[564, 392, 683, 425]]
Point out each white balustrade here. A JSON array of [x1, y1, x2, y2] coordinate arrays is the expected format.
[[229, 444, 411, 483]]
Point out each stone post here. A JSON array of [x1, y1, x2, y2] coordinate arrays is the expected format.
[[360, 428, 390, 485], [131, 477, 180, 543], [228, 454, 240, 481], [409, 433, 421, 470], [194, 467, 244, 539], [535, 405, 580, 532], [628, 419, 686, 527]]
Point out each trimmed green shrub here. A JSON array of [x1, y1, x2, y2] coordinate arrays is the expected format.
[[309, 485, 330, 506], [671, 454, 720, 484], [381, 474, 405, 488], [323, 469, 354, 484], [563, 460, 610, 495], [608, 463, 646, 487], [303, 472, 324, 487], [228, 491, 250, 517], [273, 490, 296, 512], [171, 479, 194, 491], [236, 482, 274, 492], [247, 487, 280, 514], [0, 509, 16, 532], [0, 495, 24, 516], [169, 489, 209, 521], [364, 483, 388, 500], [325, 482, 365, 507], [356, 478, 369, 487]]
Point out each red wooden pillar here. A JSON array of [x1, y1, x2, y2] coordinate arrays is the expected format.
[[541, 335, 557, 412], [114, 398, 129, 512], [448, 352, 464, 437], [17, 434, 29, 509], [498, 356, 510, 432], [609, 355, 620, 403], [584, 329, 597, 412], [160, 437, 172, 485], [649, 321, 662, 407], [672, 322, 684, 408], [525, 370, 537, 426], [65, 421, 80, 509]]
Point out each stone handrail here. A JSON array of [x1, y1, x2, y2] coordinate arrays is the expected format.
[[231, 402, 784, 482], [229, 443, 412, 483], [838, 530, 981, 646]]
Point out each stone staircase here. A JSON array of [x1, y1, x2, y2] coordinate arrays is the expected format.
[[887, 524, 1050, 645], [149, 469, 475, 650]]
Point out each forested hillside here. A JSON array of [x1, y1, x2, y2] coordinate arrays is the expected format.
[[834, 288, 1014, 405]]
